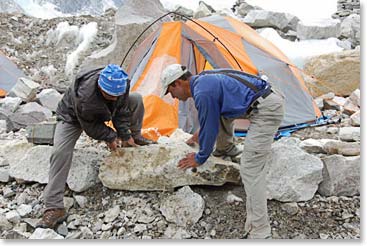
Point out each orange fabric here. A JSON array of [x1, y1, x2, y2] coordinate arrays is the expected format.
[[127, 18, 320, 138], [225, 16, 293, 66], [194, 45, 206, 72], [141, 95, 179, 141], [188, 21, 258, 75], [130, 22, 183, 139], [0, 89, 6, 98], [132, 22, 182, 92]]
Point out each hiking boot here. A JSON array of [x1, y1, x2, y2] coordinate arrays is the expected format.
[[133, 135, 157, 146], [212, 145, 242, 163], [35, 208, 67, 229]]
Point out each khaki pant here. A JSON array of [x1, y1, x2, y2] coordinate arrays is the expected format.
[[217, 92, 284, 238], [44, 92, 144, 210]]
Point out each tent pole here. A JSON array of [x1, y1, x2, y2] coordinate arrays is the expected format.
[[120, 12, 243, 71]]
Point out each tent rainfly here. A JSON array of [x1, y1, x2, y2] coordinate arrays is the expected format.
[[126, 15, 321, 140]]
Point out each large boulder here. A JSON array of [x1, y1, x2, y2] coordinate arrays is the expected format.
[[8, 144, 107, 192], [303, 48, 360, 97], [98, 142, 241, 191], [296, 19, 340, 40], [339, 14, 360, 47], [244, 10, 299, 32], [266, 138, 324, 202], [318, 155, 360, 196]]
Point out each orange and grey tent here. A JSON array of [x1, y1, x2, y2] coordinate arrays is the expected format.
[[126, 14, 321, 140], [0, 50, 25, 96]]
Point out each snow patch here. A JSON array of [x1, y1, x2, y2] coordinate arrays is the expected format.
[[14, 0, 70, 19], [258, 28, 344, 68], [46, 21, 79, 46], [65, 22, 98, 77]]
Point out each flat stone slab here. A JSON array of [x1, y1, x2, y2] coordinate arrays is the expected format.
[[98, 142, 241, 191]]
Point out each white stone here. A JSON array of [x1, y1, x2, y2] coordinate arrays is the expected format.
[[9, 77, 40, 102], [160, 186, 204, 227], [37, 88, 62, 112], [16, 204, 32, 217], [267, 138, 324, 202], [339, 127, 360, 141], [318, 155, 360, 196], [5, 210, 21, 224], [99, 142, 240, 191], [29, 228, 64, 239]]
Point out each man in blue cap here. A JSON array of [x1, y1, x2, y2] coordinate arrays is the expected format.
[[36, 64, 155, 229]]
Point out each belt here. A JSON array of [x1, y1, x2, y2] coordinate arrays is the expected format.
[[246, 88, 273, 114]]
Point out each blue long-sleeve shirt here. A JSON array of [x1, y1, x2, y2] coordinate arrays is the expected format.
[[190, 70, 268, 165]]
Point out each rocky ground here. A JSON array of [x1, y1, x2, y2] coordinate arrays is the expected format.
[[0, 10, 116, 92], [0, 125, 361, 240], [0, 169, 360, 239]]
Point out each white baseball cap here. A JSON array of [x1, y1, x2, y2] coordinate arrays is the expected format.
[[160, 64, 187, 98]]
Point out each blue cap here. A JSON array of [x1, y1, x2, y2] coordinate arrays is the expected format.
[[98, 64, 128, 96]]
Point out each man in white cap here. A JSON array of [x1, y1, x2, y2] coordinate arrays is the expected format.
[[36, 64, 155, 229], [160, 64, 284, 239]]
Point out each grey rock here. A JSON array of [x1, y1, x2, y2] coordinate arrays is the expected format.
[[65, 230, 82, 239], [160, 186, 204, 227], [56, 223, 68, 237], [9, 77, 40, 102], [339, 127, 360, 142], [134, 223, 147, 233], [0, 166, 10, 182], [3, 186, 15, 198], [23, 218, 40, 229], [66, 147, 104, 192], [303, 49, 360, 97], [80, 226, 94, 239], [339, 14, 360, 47], [244, 10, 299, 31], [29, 228, 64, 239], [318, 155, 360, 196], [281, 202, 299, 215], [163, 224, 191, 239], [104, 205, 120, 223], [226, 191, 243, 203], [9, 145, 53, 184], [8, 111, 48, 131], [36, 88, 62, 112], [0, 119, 6, 133], [73, 195, 87, 208], [267, 139, 324, 202], [350, 111, 360, 126], [63, 197, 74, 212], [16, 204, 32, 217], [26, 121, 56, 145], [0, 214, 13, 231], [323, 140, 360, 156], [99, 142, 240, 191], [299, 139, 326, 154], [17, 102, 52, 119], [297, 19, 341, 40], [349, 89, 360, 107], [0, 97, 22, 113], [5, 210, 21, 224]]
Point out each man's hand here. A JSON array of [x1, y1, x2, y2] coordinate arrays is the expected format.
[[106, 139, 118, 151], [186, 131, 199, 146], [120, 136, 138, 147], [178, 152, 199, 170]]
